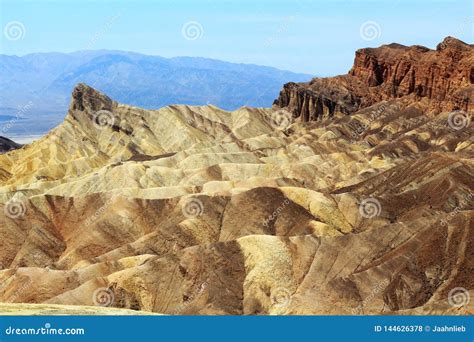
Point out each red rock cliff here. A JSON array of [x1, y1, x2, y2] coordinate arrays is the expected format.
[[274, 37, 473, 121]]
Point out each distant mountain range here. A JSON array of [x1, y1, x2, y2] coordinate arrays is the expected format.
[[0, 38, 472, 316], [0, 50, 312, 135]]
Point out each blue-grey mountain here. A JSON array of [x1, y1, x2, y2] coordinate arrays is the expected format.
[[0, 51, 312, 135]]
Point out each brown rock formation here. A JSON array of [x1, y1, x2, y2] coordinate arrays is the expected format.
[[274, 37, 473, 120], [0, 38, 472, 316]]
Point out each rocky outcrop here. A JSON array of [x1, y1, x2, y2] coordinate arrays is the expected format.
[[0, 136, 21, 153], [0, 39, 472, 315], [274, 37, 473, 121]]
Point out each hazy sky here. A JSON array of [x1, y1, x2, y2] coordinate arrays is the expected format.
[[1, 0, 473, 75]]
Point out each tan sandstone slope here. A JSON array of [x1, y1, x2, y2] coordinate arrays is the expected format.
[[0, 37, 472, 315]]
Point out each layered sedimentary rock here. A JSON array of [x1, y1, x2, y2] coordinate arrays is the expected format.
[[0, 38, 472, 316], [274, 37, 473, 121]]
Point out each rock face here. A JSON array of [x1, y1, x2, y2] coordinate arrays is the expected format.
[[0, 39, 472, 316], [0, 136, 21, 153], [274, 37, 473, 120]]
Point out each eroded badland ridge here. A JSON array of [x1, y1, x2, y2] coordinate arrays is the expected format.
[[0, 37, 472, 315]]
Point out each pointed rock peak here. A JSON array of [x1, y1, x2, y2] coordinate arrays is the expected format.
[[70, 83, 114, 113], [436, 36, 470, 51]]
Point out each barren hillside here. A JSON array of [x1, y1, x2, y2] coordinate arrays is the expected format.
[[0, 37, 472, 315]]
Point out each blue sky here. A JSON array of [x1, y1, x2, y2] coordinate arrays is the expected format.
[[0, 0, 473, 75]]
